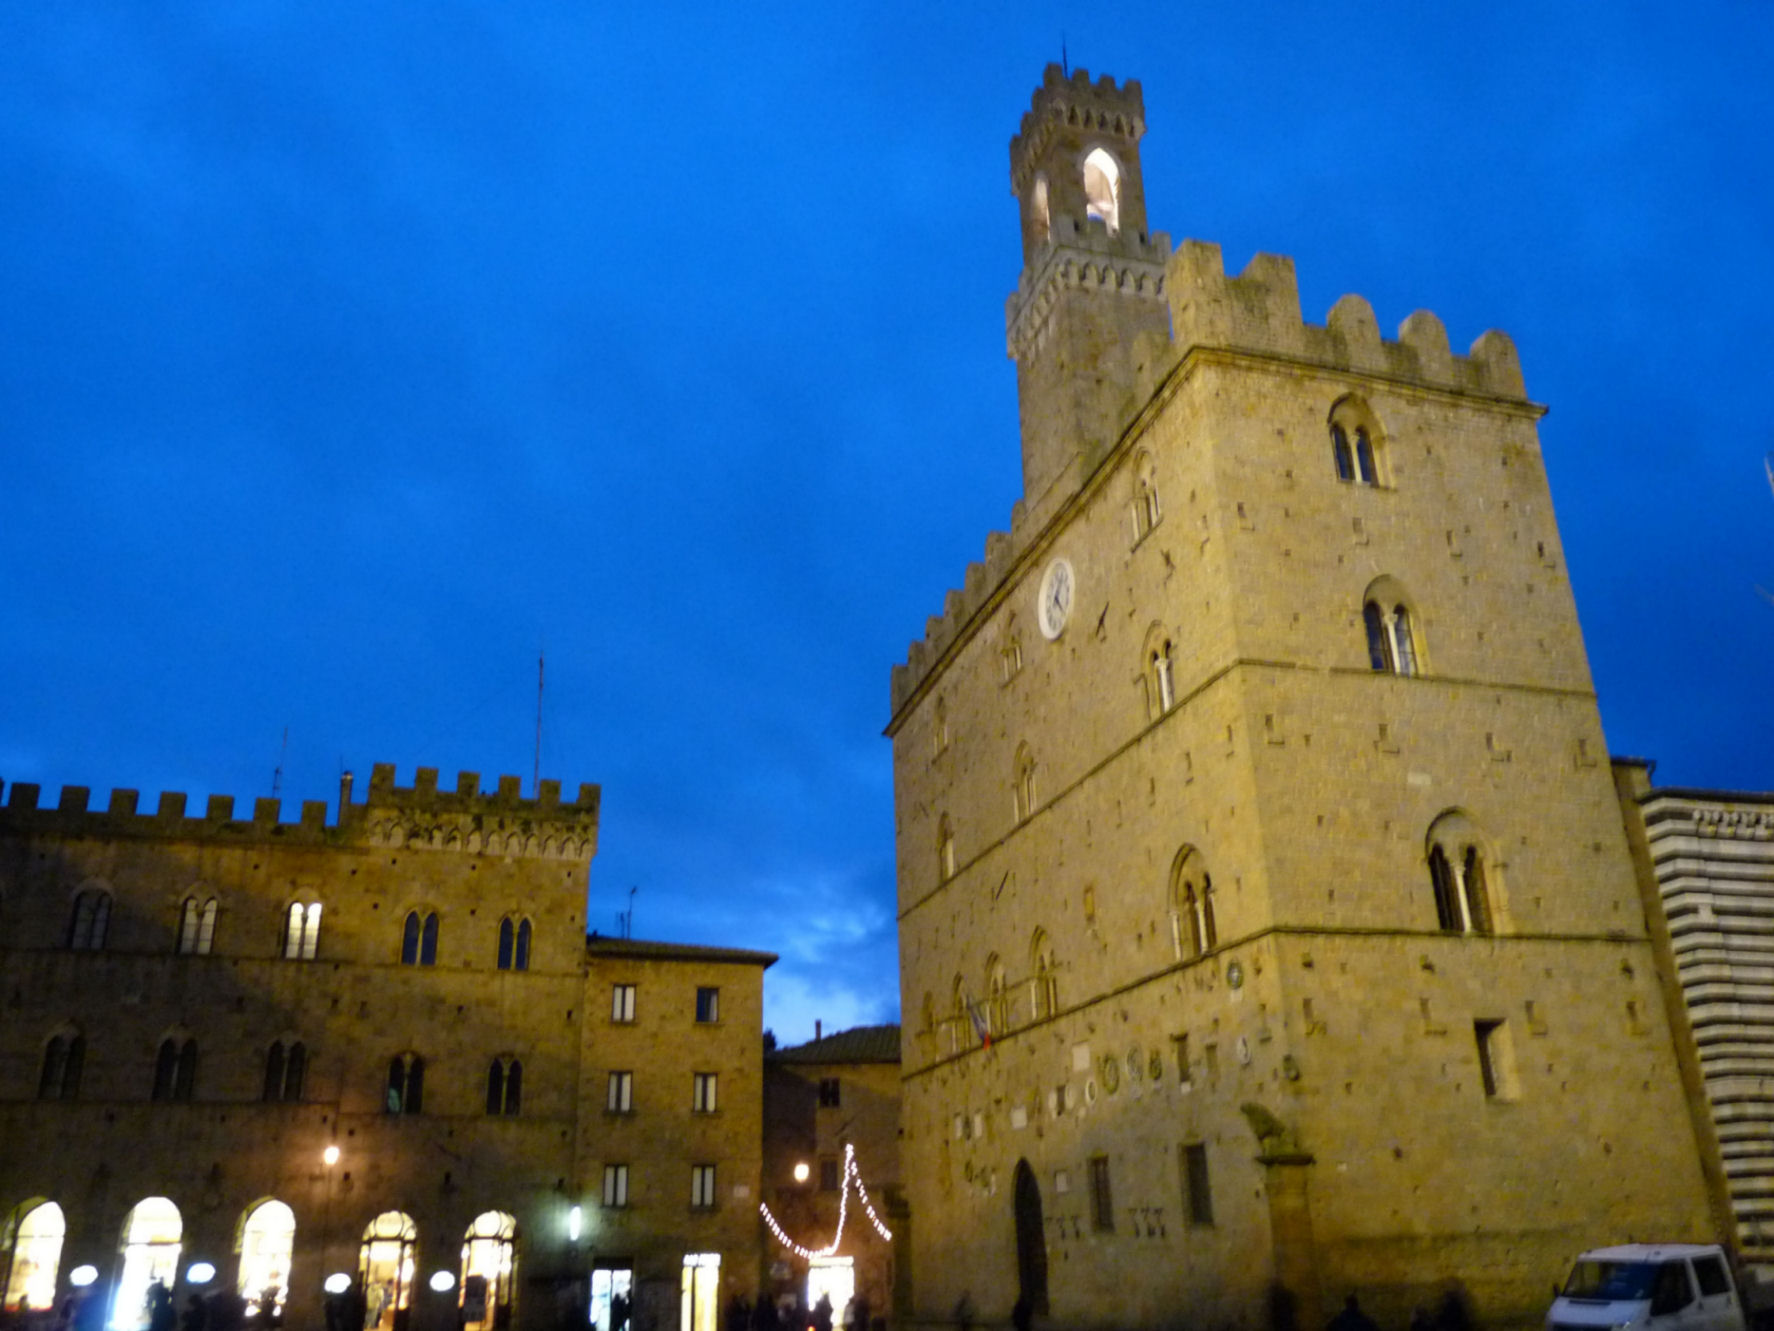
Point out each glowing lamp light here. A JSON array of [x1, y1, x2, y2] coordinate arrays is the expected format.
[[322, 1145, 341, 1166], [792, 1163, 810, 1184], [186, 1264, 217, 1285], [70, 1267, 98, 1289], [323, 1275, 352, 1296], [567, 1206, 583, 1241], [429, 1272, 456, 1293]]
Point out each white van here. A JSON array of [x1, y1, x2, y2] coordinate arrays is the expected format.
[[1548, 1245, 1744, 1331]]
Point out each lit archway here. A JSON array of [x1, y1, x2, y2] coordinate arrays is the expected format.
[[458, 1212, 516, 1328], [237, 1200, 295, 1317], [114, 1198, 182, 1331], [1082, 149, 1121, 234], [358, 1212, 417, 1331], [3, 1200, 65, 1314]]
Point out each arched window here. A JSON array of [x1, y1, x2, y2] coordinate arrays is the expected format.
[[386, 1053, 425, 1114], [358, 1212, 417, 1331], [152, 1037, 197, 1102], [38, 1031, 83, 1100], [1143, 627, 1176, 719], [1001, 626, 1024, 683], [1170, 848, 1217, 959], [1329, 397, 1386, 486], [460, 1212, 517, 1330], [1030, 174, 1051, 244], [486, 1057, 523, 1116], [401, 910, 439, 966], [66, 888, 110, 950], [263, 1040, 305, 1102], [2, 1200, 65, 1314], [1364, 600, 1419, 675], [1362, 578, 1422, 676], [115, 1199, 182, 1331], [986, 955, 1009, 1036], [236, 1200, 295, 1317], [498, 917, 532, 971], [1130, 452, 1161, 541], [282, 902, 321, 960], [177, 896, 218, 956], [937, 815, 956, 882], [1013, 745, 1037, 823], [1082, 148, 1121, 235], [1426, 813, 1497, 936], [1030, 930, 1058, 1022]]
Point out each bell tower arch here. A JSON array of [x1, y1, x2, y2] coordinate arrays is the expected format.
[[1006, 66, 1171, 505]]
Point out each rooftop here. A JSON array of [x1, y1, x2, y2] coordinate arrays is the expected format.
[[770, 1024, 901, 1065], [584, 934, 777, 967]]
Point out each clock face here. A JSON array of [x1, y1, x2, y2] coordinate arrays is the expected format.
[[1037, 558, 1074, 640]]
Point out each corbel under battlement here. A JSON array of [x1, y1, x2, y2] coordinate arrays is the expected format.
[[1005, 218, 1172, 360], [0, 764, 602, 861]]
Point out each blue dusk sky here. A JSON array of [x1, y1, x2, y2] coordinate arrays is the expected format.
[[3, 6, 1771, 1042]]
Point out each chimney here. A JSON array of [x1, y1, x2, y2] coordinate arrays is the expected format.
[[815, 1020, 822, 1041], [340, 770, 354, 810]]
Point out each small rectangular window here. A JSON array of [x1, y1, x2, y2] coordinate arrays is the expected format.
[[693, 1072, 717, 1114], [607, 1070, 633, 1113], [611, 984, 636, 1023], [1182, 1143, 1213, 1225], [691, 1164, 717, 1209], [602, 1164, 629, 1208], [1088, 1155, 1114, 1232], [819, 1158, 840, 1192], [695, 987, 720, 1023], [818, 1077, 841, 1107], [1172, 1034, 1191, 1085]]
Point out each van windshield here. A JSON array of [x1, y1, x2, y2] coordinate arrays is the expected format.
[[1562, 1262, 1659, 1301]]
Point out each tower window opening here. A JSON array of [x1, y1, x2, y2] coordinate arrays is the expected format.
[[1031, 174, 1051, 244], [1082, 149, 1121, 235]]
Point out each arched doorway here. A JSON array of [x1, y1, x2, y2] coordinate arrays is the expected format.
[[358, 1212, 417, 1331], [1012, 1160, 1048, 1314], [236, 1200, 295, 1319], [115, 1198, 182, 1331], [3, 1200, 65, 1315], [459, 1212, 516, 1328]]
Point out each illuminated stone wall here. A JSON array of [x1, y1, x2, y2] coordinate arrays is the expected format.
[[887, 66, 1717, 1331]]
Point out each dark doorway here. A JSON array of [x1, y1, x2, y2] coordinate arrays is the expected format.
[[1013, 1159, 1049, 1314]]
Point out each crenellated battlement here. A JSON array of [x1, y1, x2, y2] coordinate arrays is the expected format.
[[1010, 65, 1145, 194], [1165, 240, 1528, 398], [0, 763, 601, 860]]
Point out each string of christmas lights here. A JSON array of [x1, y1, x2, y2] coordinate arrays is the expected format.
[[759, 1142, 894, 1258]]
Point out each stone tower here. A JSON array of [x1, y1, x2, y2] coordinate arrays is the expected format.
[[887, 67, 1719, 1331], [1006, 67, 1170, 508]]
